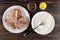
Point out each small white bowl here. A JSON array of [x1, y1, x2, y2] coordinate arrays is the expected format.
[[31, 11, 55, 35], [2, 6, 30, 33]]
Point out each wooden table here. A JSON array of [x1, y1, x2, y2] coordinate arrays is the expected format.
[[0, 0, 60, 40]]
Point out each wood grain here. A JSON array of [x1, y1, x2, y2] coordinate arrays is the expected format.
[[0, 0, 60, 40]]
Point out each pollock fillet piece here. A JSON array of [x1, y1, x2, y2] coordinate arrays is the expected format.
[[5, 9, 29, 29]]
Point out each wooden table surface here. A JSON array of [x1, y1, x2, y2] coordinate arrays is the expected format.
[[0, 0, 60, 40]]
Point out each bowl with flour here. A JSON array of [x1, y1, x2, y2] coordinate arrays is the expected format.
[[31, 11, 55, 35]]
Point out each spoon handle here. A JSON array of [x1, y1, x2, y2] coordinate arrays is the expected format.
[[23, 25, 40, 38], [24, 30, 34, 38]]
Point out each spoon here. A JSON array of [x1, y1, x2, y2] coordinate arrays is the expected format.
[[24, 23, 44, 38]]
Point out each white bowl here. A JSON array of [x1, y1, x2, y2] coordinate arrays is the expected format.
[[31, 11, 55, 35], [2, 6, 30, 33]]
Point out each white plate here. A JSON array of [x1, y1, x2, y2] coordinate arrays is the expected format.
[[2, 6, 30, 33], [31, 11, 55, 35]]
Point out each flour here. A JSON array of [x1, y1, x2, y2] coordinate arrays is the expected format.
[[31, 11, 55, 35]]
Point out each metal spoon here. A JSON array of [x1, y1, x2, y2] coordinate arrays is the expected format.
[[24, 23, 44, 38]]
